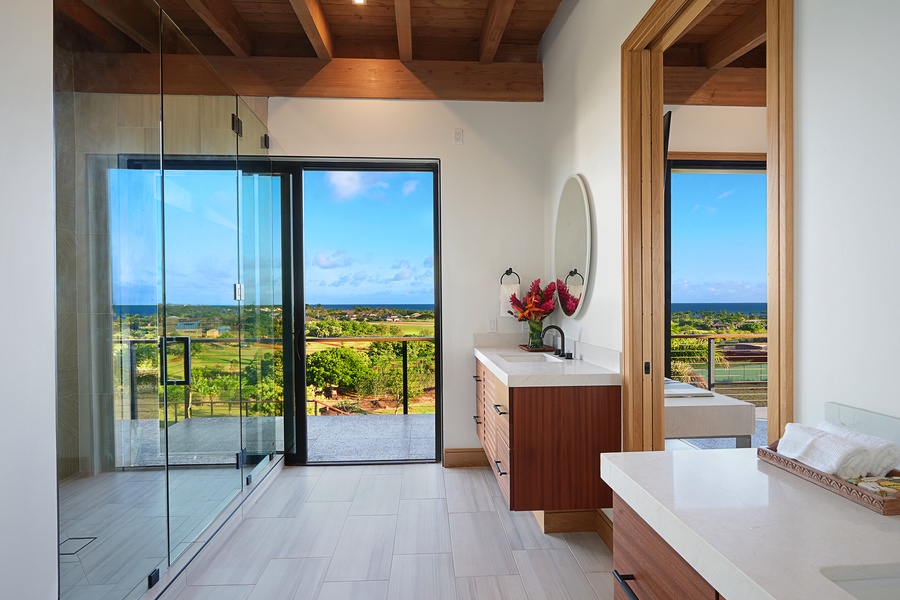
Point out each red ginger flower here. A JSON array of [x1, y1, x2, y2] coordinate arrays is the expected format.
[[508, 278, 556, 322]]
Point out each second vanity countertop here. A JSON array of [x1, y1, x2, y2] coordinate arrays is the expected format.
[[602, 449, 900, 600], [474, 346, 621, 387]]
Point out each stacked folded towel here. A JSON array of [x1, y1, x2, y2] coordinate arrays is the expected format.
[[817, 421, 900, 477], [777, 423, 871, 479]]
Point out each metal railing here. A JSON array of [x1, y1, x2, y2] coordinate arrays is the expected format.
[[114, 337, 281, 422], [670, 333, 768, 404], [305, 336, 435, 415]]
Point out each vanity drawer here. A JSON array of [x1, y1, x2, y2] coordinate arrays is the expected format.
[[491, 437, 511, 505], [613, 493, 719, 600]]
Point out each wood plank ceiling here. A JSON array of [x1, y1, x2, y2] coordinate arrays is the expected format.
[[55, 0, 765, 104]]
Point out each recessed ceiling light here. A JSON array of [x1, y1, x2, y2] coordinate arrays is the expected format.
[[352, 0, 366, 5]]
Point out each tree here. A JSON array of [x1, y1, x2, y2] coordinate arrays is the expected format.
[[305, 346, 371, 391]]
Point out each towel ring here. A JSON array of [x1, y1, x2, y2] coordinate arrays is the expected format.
[[565, 269, 584, 285], [500, 267, 520, 285]]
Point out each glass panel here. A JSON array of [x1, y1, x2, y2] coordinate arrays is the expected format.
[[160, 13, 242, 563], [56, 3, 170, 598], [668, 165, 768, 448], [237, 98, 281, 484], [302, 168, 437, 462]]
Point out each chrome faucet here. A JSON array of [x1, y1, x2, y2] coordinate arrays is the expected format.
[[541, 325, 570, 359]]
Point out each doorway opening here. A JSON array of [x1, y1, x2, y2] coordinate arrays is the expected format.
[[278, 160, 442, 464]]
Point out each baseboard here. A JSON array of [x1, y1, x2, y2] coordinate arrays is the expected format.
[[595, 508, 614, 552], [532, 509, 597, 533], [443, 447, 488, 468]]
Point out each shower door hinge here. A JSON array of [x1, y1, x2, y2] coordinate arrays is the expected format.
[[147, 568, 159, 589], [262, 133, 270, 149], [234, 283, 244, 301], [231, 113, 243, 137]]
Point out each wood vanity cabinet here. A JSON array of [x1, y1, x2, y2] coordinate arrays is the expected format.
[[474, 359, 621, 511], [613, 493, 726, 600]]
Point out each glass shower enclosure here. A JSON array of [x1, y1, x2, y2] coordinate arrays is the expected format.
[[55, 5, 282, 599]]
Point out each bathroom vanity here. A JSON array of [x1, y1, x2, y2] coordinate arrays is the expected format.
[[602, 448, 900, 600], [473, 347, 621, 512]]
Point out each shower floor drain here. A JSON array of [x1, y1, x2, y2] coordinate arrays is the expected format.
[[59, 537, 96, 555]]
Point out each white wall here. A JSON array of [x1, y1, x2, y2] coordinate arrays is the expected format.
[[665, 105, 767, 153], [539, 0, 655, 352], [794, 0, 900, 423], [268, 98, 545, 449], [0, 1, 59, 597]]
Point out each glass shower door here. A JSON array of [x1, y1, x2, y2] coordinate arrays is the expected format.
[[160, 164, 244, 560]]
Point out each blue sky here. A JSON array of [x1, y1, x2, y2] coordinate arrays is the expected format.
[[670, 170, 767, 303], [303, 170, 435, 305], [110, 169, 281, 307]]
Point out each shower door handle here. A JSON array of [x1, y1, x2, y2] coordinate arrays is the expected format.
[[161, 336, 192, 385]]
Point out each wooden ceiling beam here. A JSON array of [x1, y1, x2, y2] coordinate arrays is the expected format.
[[664, 66, 765, 106], [55, 0, 138, 53], [479, 0, 516, 64], [699, 1, 766, 69], [394, 0, 413, 62], [73, 53, 544, 102], [183, 0, 254, 59], [79, 0, 160, 53], [288, 0, 334, 61]]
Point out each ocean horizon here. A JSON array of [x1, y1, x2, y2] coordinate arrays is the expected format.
[[311, 303, 435, 312], [671, 302, 766, 315]]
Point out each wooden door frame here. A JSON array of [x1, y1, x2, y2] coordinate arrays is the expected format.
[[621, 0, 793, 451]]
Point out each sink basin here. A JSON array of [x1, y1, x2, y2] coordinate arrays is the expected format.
[[821, 564, 900, 599], [498, 353, 564, 363]]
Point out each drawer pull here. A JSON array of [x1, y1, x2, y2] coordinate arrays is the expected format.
[[492, 404, 507, 415], [493, 460, 508, 476], [473, 415, 481, 424], [613, 570, 639, 600], [472, 375, 481, 381]]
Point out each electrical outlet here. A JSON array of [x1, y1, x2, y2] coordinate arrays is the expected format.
[[453, 128, 464, 144], [488, 319, 497, 332]]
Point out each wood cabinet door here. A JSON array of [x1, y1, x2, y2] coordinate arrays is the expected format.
[[613, 493, 718, 600], [510, 386, 620, 510]]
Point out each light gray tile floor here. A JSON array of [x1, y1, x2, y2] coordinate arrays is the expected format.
[[152, 464, 615, 600]]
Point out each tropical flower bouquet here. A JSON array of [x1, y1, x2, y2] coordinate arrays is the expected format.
[[508, 278, 557, 348]]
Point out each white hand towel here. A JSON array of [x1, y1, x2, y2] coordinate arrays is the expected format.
[[817, 421, 900, 477], [778, 423, 870, 479], [500, 283, 520, 318]]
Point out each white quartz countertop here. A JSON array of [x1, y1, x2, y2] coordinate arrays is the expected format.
[[601, 449, 900, 600], [474, 346, 620, 387]]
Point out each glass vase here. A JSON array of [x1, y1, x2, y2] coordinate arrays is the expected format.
[[527, 319, 544, 349]]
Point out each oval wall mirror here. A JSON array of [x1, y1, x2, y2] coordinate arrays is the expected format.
[[554, 174, 591, 318]]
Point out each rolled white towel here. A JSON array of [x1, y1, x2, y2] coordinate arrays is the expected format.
[[817, 421, 900, 477], [778, 423, 871, 479]]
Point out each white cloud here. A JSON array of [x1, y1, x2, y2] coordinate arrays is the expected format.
[[716, 190, 736, 200], [314, 250, 352, 269], [392, 268, 415, 281], [330, 270, 369, 287], [327, 172, 365, 200], [403, 180, 419, 196], [423, 254, 434, 267]]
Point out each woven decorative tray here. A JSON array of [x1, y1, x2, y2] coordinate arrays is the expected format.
[[517, 344, 555, 353], [758, 442, 900, 515]]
